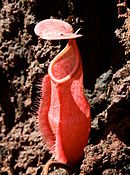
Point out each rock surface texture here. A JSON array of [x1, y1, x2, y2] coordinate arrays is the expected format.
[[0, 0, 129, 174]]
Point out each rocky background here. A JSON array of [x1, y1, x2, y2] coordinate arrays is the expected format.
[[0, 0, 130, 174]]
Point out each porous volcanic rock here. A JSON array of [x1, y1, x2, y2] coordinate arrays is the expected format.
[[0, 0, 129, 175]]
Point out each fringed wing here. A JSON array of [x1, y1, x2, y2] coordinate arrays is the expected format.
[[38, 75, 55, 151]]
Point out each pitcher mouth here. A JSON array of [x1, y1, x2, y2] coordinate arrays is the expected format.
[[48, 39, 80, 84]]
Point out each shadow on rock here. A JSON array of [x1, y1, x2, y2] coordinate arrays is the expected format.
[[0, 66, 15, 133]]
